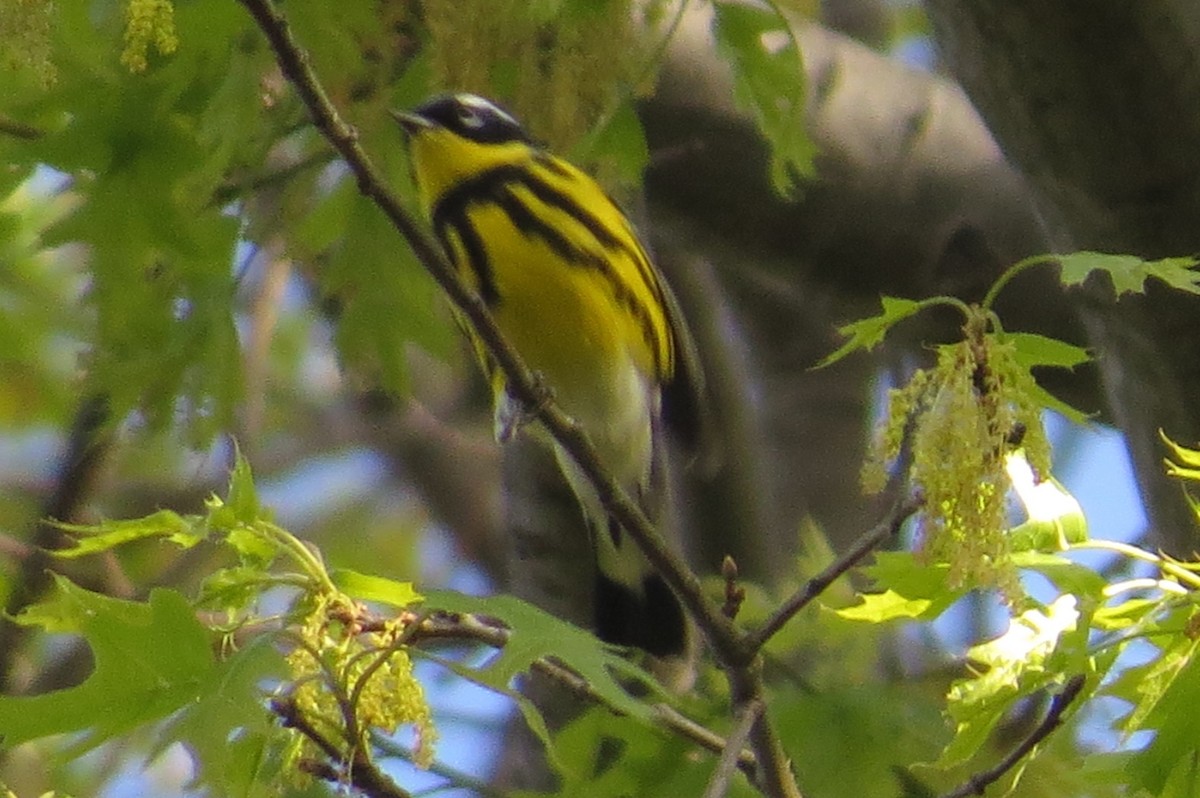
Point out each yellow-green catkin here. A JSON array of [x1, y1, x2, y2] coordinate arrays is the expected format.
[[865, 312, 1051, 600], [121, 0, 177, 73], [420, 0, 648, 154], [0, 0, 56, 85], [284, 597, 437, 772]]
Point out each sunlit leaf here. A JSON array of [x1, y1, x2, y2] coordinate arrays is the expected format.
[[1006, 451, 1088, 552], [711, 0, 816, 197], [837, 552, 964, 623], [52, 509, 206, 558], [1126, 641, 1200, 796], [1163, 431, 1200, 481], [1011, 552, 1107, 600], [835, 590, 936, 623], [817, 297, 923, 368], [1057, 251, 1200, 296], [332, 569, 422, 608], [937, 595, 1087, 768]]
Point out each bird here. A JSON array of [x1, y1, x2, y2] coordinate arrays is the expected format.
[[393, 93, 706, 681]]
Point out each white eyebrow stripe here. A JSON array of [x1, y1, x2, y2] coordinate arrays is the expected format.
[[454, 93, 520, 128]]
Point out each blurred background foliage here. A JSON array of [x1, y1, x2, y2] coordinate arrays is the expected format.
[[0, 0, 1192, 795]]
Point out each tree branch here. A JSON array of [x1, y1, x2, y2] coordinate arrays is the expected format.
[[745, 495, 921, 653], [412, 611, 760, 782], [702, 698, 763, 798], [938, 674, 1087, 798], [235, 1, 799, 793], [272, 695, 413, 798]]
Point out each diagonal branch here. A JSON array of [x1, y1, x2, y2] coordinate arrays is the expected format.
[[233, 0, 738, 666], [234, 2, 797, 794], [745, 495, 921, 653], [938, 674, 1087, 798], [272, 695, 413, 798]]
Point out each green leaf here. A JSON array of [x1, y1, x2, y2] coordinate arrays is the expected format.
[[817, 297, 923, 368], [711, 0, 816, 197], [1164, 431, 1200, 484], [572, 100, 649, 189], [419, 590, 664, 774], [1006, 332, 1091, 370], [1057, 251, 1200, 296], [837, 552, 964, 624], [426, 590, 661, 716], [195, 565, 274, 615], [1123, 635, 1200, 736], [1126, 639, 1200, 795], [1005, 451, 1089, 552], [160, 636, 288, 797], [937, 595, 1086, 768], [1010, 552, 1107, 600], [0, 578, 218, 750], [772, 684, 944, 798], [835, 590, 937, 623], [1001, 332, 1094, 423], [1092, 597, 1160, 632], [225, 450, 265, 525], [52, 509, 206, 558], [331, 569, 422, 608]]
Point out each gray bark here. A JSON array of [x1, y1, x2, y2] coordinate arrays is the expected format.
[[925, 0, 1200, 552]]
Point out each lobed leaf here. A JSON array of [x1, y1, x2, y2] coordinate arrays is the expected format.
[[817, 296, 923, 368], [1057, 252, 1200, 296], [836, 552, 965, 623], [332, 568, 422, 608], [0, 578, 220, 750], [1125, 640, 1200, 796], [52, 509, 206, 558]]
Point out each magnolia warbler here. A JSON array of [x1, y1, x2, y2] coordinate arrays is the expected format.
[[395, 93, 705, 673]]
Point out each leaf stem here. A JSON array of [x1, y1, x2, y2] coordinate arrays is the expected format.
[[1069, 539, 1200, 590], [918, 294, 976, 322], [258, 521, 339, 595], [981, 254, 1057, 312]]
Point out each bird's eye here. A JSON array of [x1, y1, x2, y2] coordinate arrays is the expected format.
[[456, 105, 485, 130]]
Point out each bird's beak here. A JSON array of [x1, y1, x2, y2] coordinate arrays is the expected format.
[[391, 109, 431, 136]]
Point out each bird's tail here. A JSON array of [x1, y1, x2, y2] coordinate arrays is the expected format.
[[594, 565, 688, 658]]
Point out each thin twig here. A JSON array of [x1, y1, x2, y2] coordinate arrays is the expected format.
[[0, 115, 43, 140], [653, 704, 759, 776], [272, 695, 413, 798], [938, 674, 1087, 798], [702, 699, 763, 798], [746, 495, 920, 653], [413, 611, 760, 781], [372, 733, 513, 798]]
